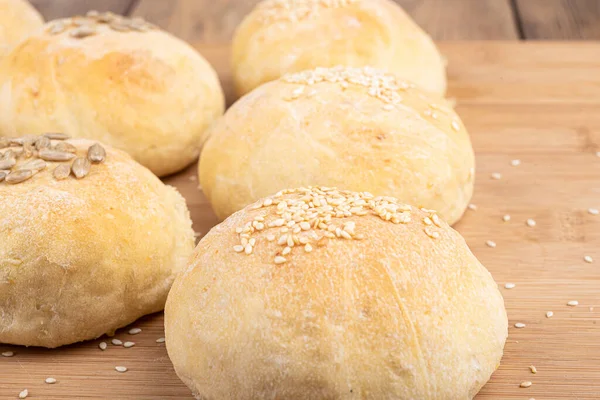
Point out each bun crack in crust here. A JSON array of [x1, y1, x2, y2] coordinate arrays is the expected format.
[[232, 0, 446, 96], [0, 137, 195, 348], [0, 11, 225, 177], [200, 66, 474, 224], [166, 187, 508, 400]]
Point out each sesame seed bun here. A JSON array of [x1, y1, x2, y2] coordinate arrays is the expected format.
[[165, 187, 508, 399], [0, 138, 194, 348], [232, 0, 446, 97], [0, 0, 43, 58], [0, 13, 224, 177], [199, 66, 474, 225]]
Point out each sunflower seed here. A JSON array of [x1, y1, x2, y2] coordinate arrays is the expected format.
[[71, 16, 88, 27], [96, 12, 116, 23], [17, 159, 46, 172], [0, 171, 6, 182], [70, 25, 96, 39], [21, 143, 34, 159], [44, 133, 70, 140], [53, 141, 77, 153], [109, 21, 130, 32], [0, 157, 16, 170], [53, 164, 71, 180], [38, 148, 76, 162], [35, 135, 51, 150], [87, 143, 106, 163], [48, 22, 66, 35], [72, 157, 91, 179], [86, 10, 100, 18], [0, 137, 9, 148], [6, 170, 33, 184]]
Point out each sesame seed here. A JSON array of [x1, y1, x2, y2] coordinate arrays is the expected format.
[[520, 381, 532, 388], [266, 234, 276, 241], [502, 214, 511, 222], [486, 240, 497, 248], [128, 328, 142, 335], [235, 227, 243, 233], [282, 246, 291, 255], [244, 244, 253, 254], [249, 238, 256, 246], [423, 217, 432, 225], [300, 221, 311, 230], [451, 120, 461, 131], [115, 366, 128, 373], [156, 337, 166, 343], [424, 227, 440, 239], [526, 219, 536, 227], [567, 300, 579, 307], [304, 243, 313, 252], [382, 104, 394, 111], [274, 256, 286, 264], [504, 283, 516, 289], [491, 172, 502, 180], [546, 311, 554, 318], [468, 204, 477, 210], [99, 342, 107, 351], [45, 377, 57, 384], [263, 198, 273, 206], [18, 389, 28, 399], [529, 365, 537, 374], [584, 255, 593, 263], [2, 351, 14, 357], [233, 245, 244, 252], [588, 208, 599, 215], [111, 339, 123, 346], [514, 322, 526, 328], [511, 159, 521, 166], [123, 341, 135, 348]]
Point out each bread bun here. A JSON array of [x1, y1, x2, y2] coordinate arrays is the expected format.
[[0, 135, 194, 348], [232, 0, 446, 97], [166, 187, 508, 399], [0, 12, 225, 177], [0, 0, 43, 57], [200, 66, 474, 225]]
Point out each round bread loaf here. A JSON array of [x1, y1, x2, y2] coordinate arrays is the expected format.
[[232, 0, 446, 97], [166, 187, 508, 399], [0, 135, 195, 348], [0, 12, 225, 177], [0, 0, 43, 57], [199, 66, 474, 225]]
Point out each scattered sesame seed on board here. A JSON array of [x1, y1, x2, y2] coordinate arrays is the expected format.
[[156, 337, 166, 343], [486, 240, 497, 248], [504, 283, 516, 289], [128, 328, 142, 335], [2, 351, 14, 357], [115, 366, 128, 373], [18, 389, 28, 399], [99, 342, 107, 351], [511, 159, 521, 166], [529, 365, 537, 374], [503, 214, 511, 222], [587, 208, 598, 215], [123, 342, 135, 348], [520, 381, 533, 388], [526, 219, 536, 227], [584, 255, 593, 263], [491, 172, 502, 180], [546, 311, 554, 318], [567, 300, 579, 307], [468, 204, 477, 210], [514, 322, 526, 328], [45, 377, 57, 384], [111, 339, 123, 346]]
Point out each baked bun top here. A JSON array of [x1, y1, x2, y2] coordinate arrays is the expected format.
[[0, 0, 43, 57], [232, 0, 446, 96]]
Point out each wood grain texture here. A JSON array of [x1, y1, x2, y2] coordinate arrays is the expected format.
[[2, 42, 600, 399], [29, 0, 135, 20], [516, 0, 600, 40]]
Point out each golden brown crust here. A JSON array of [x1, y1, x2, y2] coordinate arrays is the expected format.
[[0, 14, 224, 177], [166, 187, 507, 399], [0, 0, 43, 57], [0, 139, 195, 348], [232, 0, 446, 96], [199, 66, 474, 224]]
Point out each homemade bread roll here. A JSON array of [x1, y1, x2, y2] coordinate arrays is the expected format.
[[166, 187, 508, 400], [0, 0, 43, 57], [0, 135, 195, 348], [200, 66, 474, 225], [232, 0, 446, 97], [0, 12, 224, 177]]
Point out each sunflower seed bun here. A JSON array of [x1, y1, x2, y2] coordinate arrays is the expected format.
[[199, 66, 474, 225], [165, 187, 508, 399], [0, 12, 224, 177], [0, 135, 194, 348], [0, 0, 43, 57], [232, 0, 446, 97]]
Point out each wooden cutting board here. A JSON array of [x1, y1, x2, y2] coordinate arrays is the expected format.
[[1, 42, 599, 399]]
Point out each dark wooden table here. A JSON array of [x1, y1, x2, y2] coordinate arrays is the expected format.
[[29, 0, 600, 42]]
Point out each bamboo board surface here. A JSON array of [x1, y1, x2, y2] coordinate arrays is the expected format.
[[1, 42, 600, 399]]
